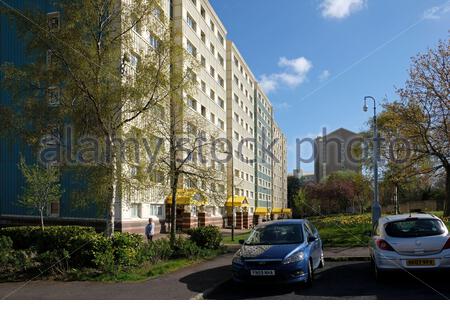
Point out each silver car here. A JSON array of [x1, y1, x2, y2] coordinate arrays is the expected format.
[[369, 213, 450, 280]]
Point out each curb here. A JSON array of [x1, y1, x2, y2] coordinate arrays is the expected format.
[[325, 256, 370, 262]]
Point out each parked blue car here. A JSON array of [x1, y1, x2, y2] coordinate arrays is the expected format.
[[232, 219, 324, 286]]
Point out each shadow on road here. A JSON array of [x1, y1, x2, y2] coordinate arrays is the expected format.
[[206, 262, 450, 300], [179, 265, 232, 294]]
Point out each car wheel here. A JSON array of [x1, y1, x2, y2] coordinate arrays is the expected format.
[[372, 259, 385, 282], [318, 253, 325, 269], [305, 259, 314, 287]]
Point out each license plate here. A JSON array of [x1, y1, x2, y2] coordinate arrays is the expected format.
[[250, 270, 275, 276], [406, 259, 435, 266]]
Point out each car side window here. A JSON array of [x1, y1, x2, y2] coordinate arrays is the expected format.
[[304, 223, 313, 239], [308, 222, 318, 236]]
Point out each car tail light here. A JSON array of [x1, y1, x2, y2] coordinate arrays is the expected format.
[[376, 239, 395, 251], [443, 238, 450, 250]]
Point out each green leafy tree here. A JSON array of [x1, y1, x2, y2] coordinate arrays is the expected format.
[[1, 0, 201, 238], [18, 158, 62, 231], [376, 39, 449, 216]]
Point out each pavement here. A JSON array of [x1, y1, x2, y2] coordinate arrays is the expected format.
[[206, 261, 450, 300], [4, 246, 446, 300], [0, 254, 234, 300]]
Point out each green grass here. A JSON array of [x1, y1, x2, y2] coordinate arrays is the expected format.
[[68, 249, 226, 283], [309, 211, 448, 248], [222, 231, 251, 245], [309, 213, 372, 248]]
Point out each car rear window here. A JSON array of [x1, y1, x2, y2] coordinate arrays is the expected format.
[[384, 218, 446, 238]]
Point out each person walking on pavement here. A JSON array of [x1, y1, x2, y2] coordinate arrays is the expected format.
[[145, 218, 155, 242]]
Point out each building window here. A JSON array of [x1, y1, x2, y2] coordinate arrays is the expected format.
[[218, 54, 224, 67], [201, 30, 206, 43], [210, 112, 215, 124], [218, 97, 224, 109], [149, 33, 159, 49], [218, 75, 224, 88], [210, 66, 215, 78], [129, 204, 139, 218], [210, 43, 215, 55], [218, 33, 225, 46], [187, 13, 197, 31], [48, 87, 60, 107], [210, 20, 215, 31], [210, 89, 215, 101], [47, 12, 60, 31], [186, 40, 197, 57], [49, 201, 60, 217], [201, 55, 206, 67], [201, 6, 206, 18], [201, 105, 206, 117], [187, 96, 197, 110], [218, 119, 224, 130], [201, 80, 206, 92]]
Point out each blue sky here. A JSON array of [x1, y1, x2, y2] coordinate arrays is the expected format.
[[209, 0, 450, 173]]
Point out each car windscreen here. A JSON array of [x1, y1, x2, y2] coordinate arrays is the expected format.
[[245, 224, 304, 245], [384, 218, 446, 238]]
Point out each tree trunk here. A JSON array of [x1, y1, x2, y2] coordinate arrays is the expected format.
[[394, 184, 400, 215], [444, 169, 450, 217], [170, 185, 177, 246], [105, 136, 118, 238], [39, 208, 45, 232]]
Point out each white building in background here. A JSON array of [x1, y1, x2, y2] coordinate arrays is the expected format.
[[225, 40, 257, 227]]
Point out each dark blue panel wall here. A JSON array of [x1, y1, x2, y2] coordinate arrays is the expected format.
[[1, 0, 99, 219]]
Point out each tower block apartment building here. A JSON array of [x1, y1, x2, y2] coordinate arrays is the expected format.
[[0, 0, 289, 234]]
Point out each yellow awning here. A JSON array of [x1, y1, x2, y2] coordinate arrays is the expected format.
[[254, 207, 269, 215], [282, 208, 292, 215], [225, 196, 249, 207], [166, 189, 207, 206], [272, 208, 283, 214]]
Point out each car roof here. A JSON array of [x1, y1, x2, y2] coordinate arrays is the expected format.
[[257, 219, 305, 227], [378, 213, 439, 224]]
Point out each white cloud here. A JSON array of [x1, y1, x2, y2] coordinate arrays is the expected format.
[[320, 0, 366, 19], [259, 56, 312, 93], [423, 1, 450, 20], [259, 75, 279, 93], [319, 70, 331, 81]]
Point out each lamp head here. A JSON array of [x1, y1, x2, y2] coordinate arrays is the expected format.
[[363, 102, 368, 112]]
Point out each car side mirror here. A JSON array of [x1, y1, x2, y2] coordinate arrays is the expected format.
[[308, 236, 317, 243], [239, 239, 245, 245]]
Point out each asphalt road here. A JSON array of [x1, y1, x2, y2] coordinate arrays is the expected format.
[[206, 261, 450, 300]]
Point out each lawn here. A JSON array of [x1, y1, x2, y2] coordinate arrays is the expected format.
[[222, 231, 251, 245], [70, 249, 226, 282], [309, 211, 448, 248]]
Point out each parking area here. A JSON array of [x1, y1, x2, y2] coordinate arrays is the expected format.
[[206, 261, 450, 300]]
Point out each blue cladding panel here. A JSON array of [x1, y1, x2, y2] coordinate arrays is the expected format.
[[1, 0, 99, 219]]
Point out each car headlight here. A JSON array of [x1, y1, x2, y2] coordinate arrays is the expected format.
[[282, 251, 305, 265], [232, 250, 243, 265]]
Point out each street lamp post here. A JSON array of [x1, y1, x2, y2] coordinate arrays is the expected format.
[[364, 96, 382, 227]]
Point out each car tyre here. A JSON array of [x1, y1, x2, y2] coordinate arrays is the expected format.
[[372, 259, 385, 282], [318, 253, 325, 269], [305, 259, 314, 287]]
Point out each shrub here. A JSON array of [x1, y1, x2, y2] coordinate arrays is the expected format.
[[172, 237, 202, 259], [138, 239, 174, 264], [0, 235, 35, 275], [111, 232, 145, 267], [187, 226, 222, 249], [0, 226, 96, 251]]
